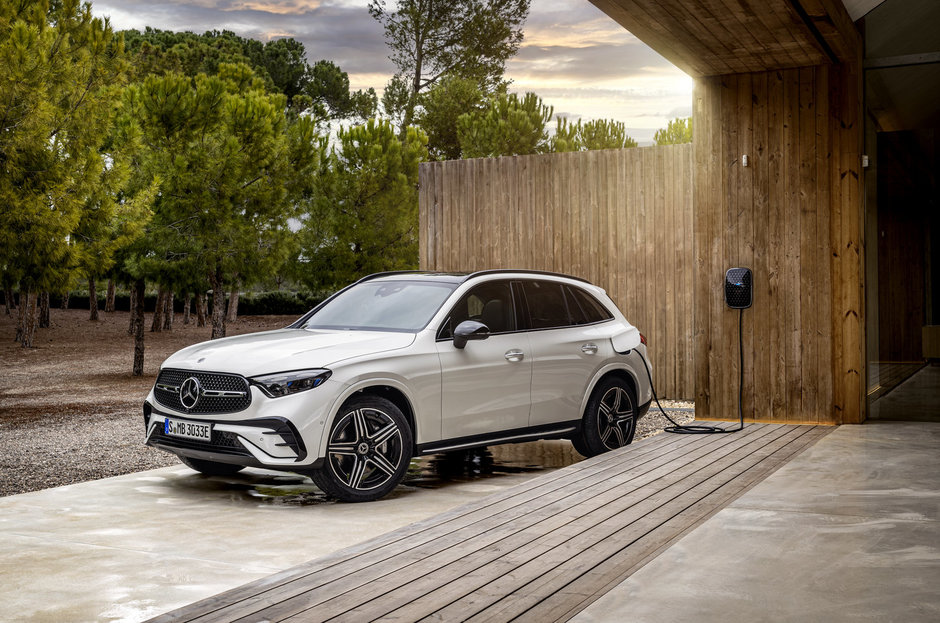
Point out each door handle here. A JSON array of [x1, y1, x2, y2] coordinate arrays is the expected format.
[[581, 343, 598, 355], [504, 349, 525, 362]]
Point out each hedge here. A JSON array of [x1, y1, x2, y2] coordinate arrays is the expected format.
[[0, 290, 326, 316]]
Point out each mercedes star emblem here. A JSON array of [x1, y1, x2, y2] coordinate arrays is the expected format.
[[179, 377, 202, 410]]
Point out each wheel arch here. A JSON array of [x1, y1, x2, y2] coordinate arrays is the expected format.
[[578, 365, 640, 423], [323, 381, 419, 455]]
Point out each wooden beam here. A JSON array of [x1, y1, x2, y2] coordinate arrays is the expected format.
[[864, 52, 940, 70]]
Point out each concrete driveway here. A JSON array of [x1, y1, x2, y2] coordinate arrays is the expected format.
[[0, 442, 580, 622]]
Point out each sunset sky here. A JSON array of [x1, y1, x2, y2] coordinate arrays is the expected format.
[[93, 0, 694, 144]]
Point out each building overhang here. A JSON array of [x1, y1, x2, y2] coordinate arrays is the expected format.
[[588, 0, 861, 77]]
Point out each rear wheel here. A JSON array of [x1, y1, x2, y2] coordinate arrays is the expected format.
[[179, 455, 245, 476], [311, 396, 413, 502], [574, 377, 637, 458]]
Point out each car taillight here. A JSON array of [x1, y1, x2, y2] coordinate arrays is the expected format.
[[640, 333, 647, 346]]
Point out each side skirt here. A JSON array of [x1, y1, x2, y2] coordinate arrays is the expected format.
[[416, 421, 581, 456]]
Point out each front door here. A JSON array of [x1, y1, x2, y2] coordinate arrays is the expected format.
[[435, 280, 531, 440]]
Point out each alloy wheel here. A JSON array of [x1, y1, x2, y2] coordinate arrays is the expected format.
[[327, 407, 404, 491], [595, 386, 636, 450]]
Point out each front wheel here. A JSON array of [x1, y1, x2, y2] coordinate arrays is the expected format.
[[574, 377, 637, 458], [311, 396, 413, 502]]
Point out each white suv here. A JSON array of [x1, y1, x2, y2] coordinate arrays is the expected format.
[[144, 271, 652, 501]]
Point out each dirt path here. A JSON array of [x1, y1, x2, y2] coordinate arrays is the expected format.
[[0, 308, 294, 495]]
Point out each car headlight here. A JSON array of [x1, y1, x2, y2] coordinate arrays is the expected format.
[[250, 369, 332, 398]]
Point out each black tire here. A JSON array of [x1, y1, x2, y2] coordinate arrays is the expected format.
[[179, 455, 245, 476], [575, 377, 638, 458], [311, 395, 413, 502], [570, 434, 592, 458]]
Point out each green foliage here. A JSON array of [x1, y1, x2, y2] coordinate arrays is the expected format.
[[0, 0, 128, 295], [122, 28, 255, 80], [123, 65, 324, 308], [122, 28, 373, 120], [309, 60, 378, 121], [298, 119, 428, 291], [369, 0, 530, 131], [457, 92, 553, 158], [551, 117, 638, 152], [416, 75, 488, 161], [654, 117, 693, 145]]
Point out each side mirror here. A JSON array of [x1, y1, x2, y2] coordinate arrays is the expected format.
[[453, 320, 490, 349]]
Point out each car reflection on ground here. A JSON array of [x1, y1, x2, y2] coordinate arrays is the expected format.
[[175, 439, 585, 506]]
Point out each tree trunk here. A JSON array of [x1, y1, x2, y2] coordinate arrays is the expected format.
[[14, 289, 27, 342], [20, 290, 38, 348], [132, 279, 145, 376], [3, 286, 14, 315], [183, 293, 192, 325], [196, 292, 207, 327], [209, 273, 226, 340], [128, 286, 137, 335], [226, 285, 239, 323], [163, 291, 174, 330], [105, 279, 116, 312], [89, 277, 99, 321], [60, 290, 69, 310], [38, 291, 50, 328], [151, 288, 165, 332]]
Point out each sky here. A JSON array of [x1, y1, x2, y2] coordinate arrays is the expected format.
[[92, 0, 694, 144]]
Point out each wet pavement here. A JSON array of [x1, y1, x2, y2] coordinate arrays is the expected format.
[[0, 440, 582, 623]]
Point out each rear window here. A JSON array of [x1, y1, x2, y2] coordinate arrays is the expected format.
[[565, 285, 614, 325]]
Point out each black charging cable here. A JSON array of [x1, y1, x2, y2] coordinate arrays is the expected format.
[[637, 308, 745, 434]]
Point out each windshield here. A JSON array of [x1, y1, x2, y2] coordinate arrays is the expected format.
[[302, 280, 457, 332]]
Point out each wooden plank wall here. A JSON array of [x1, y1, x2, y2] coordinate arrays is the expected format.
[[418, 145, 694, 399], [693, 62, 864, 425]]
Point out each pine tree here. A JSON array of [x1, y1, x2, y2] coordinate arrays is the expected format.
[[370, 0, 530, 134], [0, 0, 127, 346], [457, 92, 553, 158], [654, 117, 693, 145], [298, 120, 428, 291], [124, 64, 322, 340]]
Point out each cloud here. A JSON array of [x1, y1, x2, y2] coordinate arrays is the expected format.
[[93, 0, 691, 132]]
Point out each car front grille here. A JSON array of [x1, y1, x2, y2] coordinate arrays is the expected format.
[[153, 369, 251, 414], [148, 426, 251, 457]]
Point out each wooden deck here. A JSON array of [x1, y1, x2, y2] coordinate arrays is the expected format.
[[150, 423, 832, 623]]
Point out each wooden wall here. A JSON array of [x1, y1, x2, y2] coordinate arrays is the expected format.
[[693, 62, 865, 425], [419, 145, 695, 399]]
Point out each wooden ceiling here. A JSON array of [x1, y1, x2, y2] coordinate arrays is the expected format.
[[588, 0, 861, 77]]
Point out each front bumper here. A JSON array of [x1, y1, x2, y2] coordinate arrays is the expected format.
[[143, 378, 339, 468]]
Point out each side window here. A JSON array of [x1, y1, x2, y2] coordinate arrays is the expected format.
[[522, 281, 570, 329], [565, 286, 614, 324], [438, 281, 516, 339]]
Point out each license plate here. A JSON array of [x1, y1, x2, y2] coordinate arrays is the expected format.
[[164, 418, 212, 442]]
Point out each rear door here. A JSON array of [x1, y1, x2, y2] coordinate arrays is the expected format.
[[522, 280, 614, 427]]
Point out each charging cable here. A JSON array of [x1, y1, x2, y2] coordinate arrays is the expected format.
[[637, 308, 745, 434]]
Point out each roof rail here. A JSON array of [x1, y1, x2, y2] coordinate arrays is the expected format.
[[354, 270, 431, 284], [464, 269, 592, 284]]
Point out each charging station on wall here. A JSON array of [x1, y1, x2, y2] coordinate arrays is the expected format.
[[640, 268, 752, 435]]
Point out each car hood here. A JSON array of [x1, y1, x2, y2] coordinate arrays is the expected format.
[[160, 328, 417, 376]]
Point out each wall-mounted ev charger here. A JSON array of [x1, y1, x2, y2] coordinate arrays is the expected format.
[[725, 267, 753, 309], [642, 267, 751, 435]]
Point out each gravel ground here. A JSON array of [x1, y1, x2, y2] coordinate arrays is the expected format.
[[0, 308, 696, 497]]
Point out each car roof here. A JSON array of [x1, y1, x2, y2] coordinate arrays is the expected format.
[[363, 270, 592, 286]]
